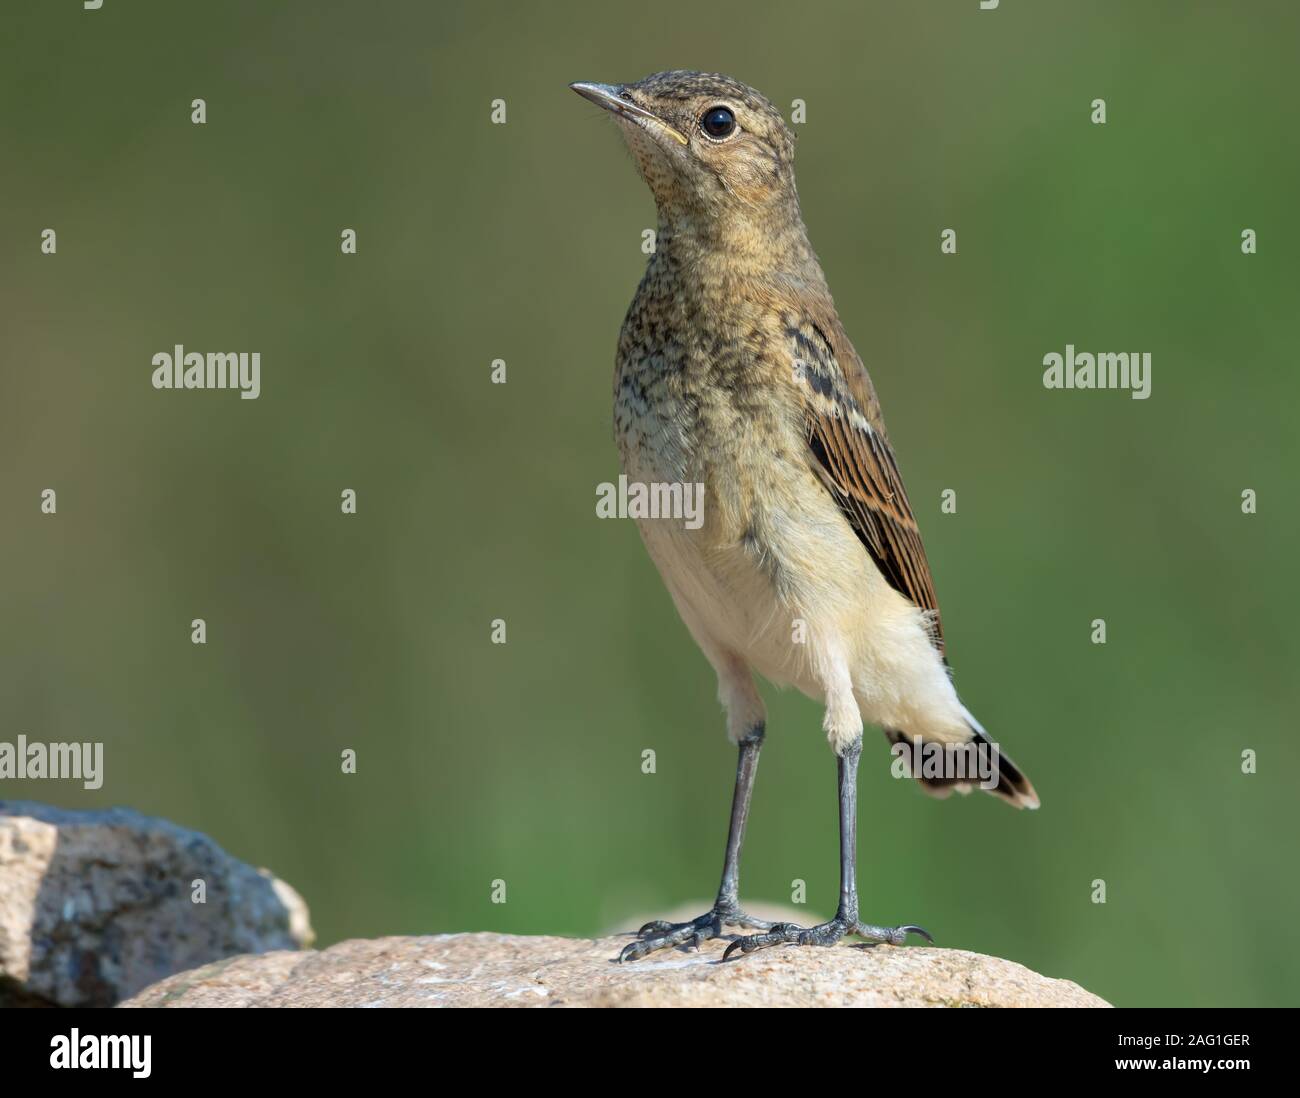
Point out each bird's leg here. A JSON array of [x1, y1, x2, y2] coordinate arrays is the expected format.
[[618, 725, 773, 962], [722, 736, 932, 960]]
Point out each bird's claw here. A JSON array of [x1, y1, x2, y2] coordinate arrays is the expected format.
[[636, 920, 675, 937], [721, 918, 933, 960], [617, 904, 775, 962]]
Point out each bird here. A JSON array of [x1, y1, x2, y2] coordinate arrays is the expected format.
[[570, 71, 1038, 963]]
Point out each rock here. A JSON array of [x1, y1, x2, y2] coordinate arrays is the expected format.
[[120, 932, 1109, 1008], [0, 801, 313, 1007]]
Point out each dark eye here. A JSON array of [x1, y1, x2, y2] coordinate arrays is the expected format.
[[701, 106, 736, 138]]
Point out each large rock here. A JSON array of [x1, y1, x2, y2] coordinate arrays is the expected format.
[[0, 802, 312, 1007], [120, 932, 1109, 1008]]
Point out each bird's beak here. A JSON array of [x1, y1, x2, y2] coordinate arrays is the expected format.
[[569, 81, 690, 147]]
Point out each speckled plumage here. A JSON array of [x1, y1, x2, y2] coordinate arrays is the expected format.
[[575, 72, 1036, 962]]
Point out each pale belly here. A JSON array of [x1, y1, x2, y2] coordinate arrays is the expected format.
[[619, 432, 874, 704], [616, 404, 963, 745]]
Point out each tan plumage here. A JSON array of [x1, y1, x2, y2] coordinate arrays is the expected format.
[[574, 71, 1036, 962]]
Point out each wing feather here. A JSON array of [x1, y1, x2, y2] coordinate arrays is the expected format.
[[787, 303, 944, 654]]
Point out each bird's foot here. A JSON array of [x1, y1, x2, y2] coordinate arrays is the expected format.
[[617, 902, 774, 963], [721, 915, 932, 961]]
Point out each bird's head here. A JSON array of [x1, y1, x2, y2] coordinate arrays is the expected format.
[[570, 71, 798, 228]]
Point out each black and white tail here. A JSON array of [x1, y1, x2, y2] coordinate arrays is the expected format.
[[885, 707, 1039, 810]]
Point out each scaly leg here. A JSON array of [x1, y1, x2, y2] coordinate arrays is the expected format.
[[723, 736, 932, 960], [618, 725, 773, 962]]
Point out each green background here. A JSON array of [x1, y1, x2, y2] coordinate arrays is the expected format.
[[2, 1, 1297, 1007]]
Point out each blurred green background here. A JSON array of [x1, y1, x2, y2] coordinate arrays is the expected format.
[[2, 1, 1297, 1007]]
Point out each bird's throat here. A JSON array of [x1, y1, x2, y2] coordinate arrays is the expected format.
[[652, 209, 825, 290]]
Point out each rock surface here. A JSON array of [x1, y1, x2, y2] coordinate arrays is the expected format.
[[0, 801, 312, 1007], [120, 932, 1109, 1008]]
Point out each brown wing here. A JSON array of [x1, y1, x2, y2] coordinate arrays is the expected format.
[[787, 301, 944, 654]]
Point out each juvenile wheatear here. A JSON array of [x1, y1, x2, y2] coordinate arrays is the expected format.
[[572, 71, 1038, 962]]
